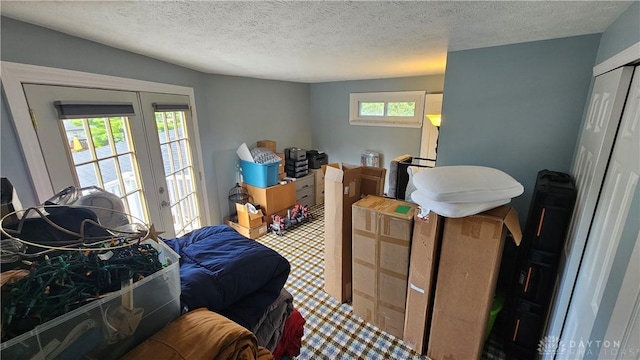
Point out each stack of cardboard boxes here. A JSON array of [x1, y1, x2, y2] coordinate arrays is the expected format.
[[323, 163, 387, 302], [323, 168, 522, 359], [352, 196, 416, 338], [226, 202, 268, 239], [404, 207, 521, 359]]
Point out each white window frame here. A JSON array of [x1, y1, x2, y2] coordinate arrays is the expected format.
[[349, 90, 426, 128]]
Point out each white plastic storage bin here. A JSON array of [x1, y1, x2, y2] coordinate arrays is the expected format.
[[0, 240, 181, 360], [361, 150, 381, 167]]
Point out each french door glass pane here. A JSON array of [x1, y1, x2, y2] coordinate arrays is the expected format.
[[126, 191, 145, 223], [155, 110, 200, 236], [61, 117, 149, 225], [110, 118, 131, 154], [75, 163, 98, 187], [88, 119, 114, 157]]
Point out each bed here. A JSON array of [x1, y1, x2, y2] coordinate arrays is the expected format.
[[163, 225, 292, 348]]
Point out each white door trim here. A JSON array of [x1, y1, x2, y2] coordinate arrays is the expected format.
[[593, 41, 640, 77], [0, 61, 212, 224]]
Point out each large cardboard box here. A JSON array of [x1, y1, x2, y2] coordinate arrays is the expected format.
[[235, 203, 264, 228], [351, 195, 416, 338], [342, 163, 386, 196], [245, 182, 296, 225], [257, 140, 277, 152], [403, 211, 444, 354], [323, 164, 386, 302], [428, 206, 522, 360]]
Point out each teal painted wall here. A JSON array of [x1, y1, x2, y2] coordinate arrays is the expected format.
[[310, 75, 445, 190], [437, 34, 601, 223], [595, 1, 640, 65], [0, 17, 311, 222]]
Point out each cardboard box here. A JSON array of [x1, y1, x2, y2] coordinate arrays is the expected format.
[[322, 163, 340, 174], [276, 152, 285, 174], [257, 140, 277, 152], [403, 211, 444, 354], [226, 217, 269, 240], [323, 163, 386, 302], [351, 195, 416, 338], [245, 182, 296, 225], [235, 203, 264, 228], [428, 206, 522, 360], [342, 163, 386, 196]]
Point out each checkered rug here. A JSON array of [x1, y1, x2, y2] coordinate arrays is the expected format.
[[257, 204, 506, 359]]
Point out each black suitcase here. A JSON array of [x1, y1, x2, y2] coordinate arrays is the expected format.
[[503, 170, 576, 358], [524, 170, 577, 254]]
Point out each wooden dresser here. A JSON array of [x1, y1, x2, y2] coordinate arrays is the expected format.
[[295, 173, 315, 207]]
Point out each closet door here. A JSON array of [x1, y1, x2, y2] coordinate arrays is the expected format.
[[544, 66, 634, 348], [589, 67, 639, 358], [22, 84, 173, 236]]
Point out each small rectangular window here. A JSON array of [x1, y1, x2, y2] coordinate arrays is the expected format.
[[360, 102, 385, 116], [349, 91, 425, 128]]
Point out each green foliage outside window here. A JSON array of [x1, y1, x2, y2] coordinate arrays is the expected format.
[[360, 102, 385, 116], [71, 118, 125, 147], [386, 102, 415, 117], [360, 101, 415, 117], [155, 112, 183, 132]]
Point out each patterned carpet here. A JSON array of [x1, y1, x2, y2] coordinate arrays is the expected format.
[[257, 204, 506, 360]]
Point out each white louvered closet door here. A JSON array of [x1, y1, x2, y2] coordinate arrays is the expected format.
[[543, 66, 634, 354]]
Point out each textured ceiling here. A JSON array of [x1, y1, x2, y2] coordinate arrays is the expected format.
[[1, 1, 633, 83]]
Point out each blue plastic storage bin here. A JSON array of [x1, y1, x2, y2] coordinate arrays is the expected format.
[[240, 160, 279, 188]]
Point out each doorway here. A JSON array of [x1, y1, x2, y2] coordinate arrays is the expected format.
[[22, 84, 203, 238]]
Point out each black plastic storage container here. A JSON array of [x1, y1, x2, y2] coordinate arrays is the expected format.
[[503, 170, 577, 358]]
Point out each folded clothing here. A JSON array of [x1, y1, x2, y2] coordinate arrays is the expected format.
[[412, 165, 523, 203], [272, 309, 305, 360], [122, 308, 274, 360], [252, 288, 294, 351]]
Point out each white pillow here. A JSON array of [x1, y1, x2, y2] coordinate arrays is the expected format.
[[412, 166, 523, 203], [404, 166, 423, 201], [411, 190, 511, 218]]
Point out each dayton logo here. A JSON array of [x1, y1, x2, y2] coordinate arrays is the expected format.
[[538, 335, 565, 355]]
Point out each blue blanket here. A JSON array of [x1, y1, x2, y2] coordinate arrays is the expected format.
[[163, 225, 290, 330]]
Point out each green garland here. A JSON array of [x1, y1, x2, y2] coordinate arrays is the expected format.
[[2, 243, 163, 341]]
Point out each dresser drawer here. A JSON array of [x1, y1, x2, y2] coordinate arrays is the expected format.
[[295, 173, 315, 191], [297, 186, 314, 204], [297, 187, 315, 207]]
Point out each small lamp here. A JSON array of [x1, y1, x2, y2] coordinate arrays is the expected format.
[[425, 114, 442, 155], [426, 114, 441, 127]]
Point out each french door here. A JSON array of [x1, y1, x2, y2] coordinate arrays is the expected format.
[[22, 84, 202, 238]]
